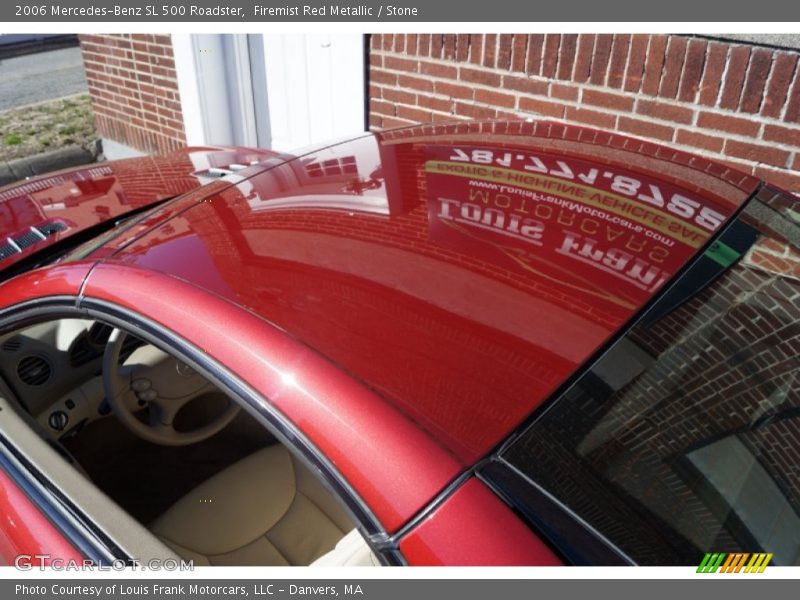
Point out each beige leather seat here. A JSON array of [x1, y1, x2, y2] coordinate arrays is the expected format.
[[150, 444, 363, 565], [311, 529, 381, 566]]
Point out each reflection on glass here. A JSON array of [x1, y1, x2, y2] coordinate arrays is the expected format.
[[504, 198, 800, 565]]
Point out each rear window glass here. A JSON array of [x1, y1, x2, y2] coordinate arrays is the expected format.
[[502, 192, 800, 565]]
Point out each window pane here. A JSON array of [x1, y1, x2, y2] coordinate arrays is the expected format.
[[503, 195, 800, 565]]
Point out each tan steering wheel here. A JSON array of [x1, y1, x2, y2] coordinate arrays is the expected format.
[[102, 328, 239, 446]]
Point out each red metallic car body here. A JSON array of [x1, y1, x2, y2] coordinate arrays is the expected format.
[[0, 120, 784, 566]]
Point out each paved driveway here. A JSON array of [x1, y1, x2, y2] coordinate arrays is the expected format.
[[0, 46, 88, 111]]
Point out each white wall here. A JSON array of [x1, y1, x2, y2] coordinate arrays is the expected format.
[[171, 33, 366, 152], [260, 34, 366, 151]]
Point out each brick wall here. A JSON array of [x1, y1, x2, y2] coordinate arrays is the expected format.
[[79, 34, 186, 155], [369, 34, 800, 193]]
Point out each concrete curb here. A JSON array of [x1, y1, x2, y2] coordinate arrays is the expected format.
[[0, 143, 101, 187]]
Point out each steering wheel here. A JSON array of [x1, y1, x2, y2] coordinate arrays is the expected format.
[[102, 328, 239, 446]]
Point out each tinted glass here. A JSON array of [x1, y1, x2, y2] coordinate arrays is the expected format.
[[503, 191, 800, 565]]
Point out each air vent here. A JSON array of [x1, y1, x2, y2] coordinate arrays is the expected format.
[[36, 221, 68, 236], [17, 355, 52, 386], [202, 167, 234, 178], [13, 229, 44, 250], [70, 327, 144, 367], [69, 337, 98, 367], [120, 335, 145, 364], [1, 222, 67, 264], [0, 243, 18, 260], [1, 337, 22, 352], [87, 323, 113, 345]]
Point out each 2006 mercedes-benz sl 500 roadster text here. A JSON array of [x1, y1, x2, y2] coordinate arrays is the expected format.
[[0, 120, 798, 566]]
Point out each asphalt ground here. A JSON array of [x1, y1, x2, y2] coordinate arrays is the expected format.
[[0, 45, 88, 111]]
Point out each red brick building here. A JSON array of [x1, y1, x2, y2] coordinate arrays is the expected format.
[[78, 33, 800, 192], [369, 34, 800, 193], [80, 34, 186, 156], [78, 33, 366, 158]]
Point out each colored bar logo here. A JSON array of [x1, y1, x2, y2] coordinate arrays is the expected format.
[[697, 552, 773, 573]]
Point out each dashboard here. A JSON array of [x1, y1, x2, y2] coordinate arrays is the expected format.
[[0, 319, 143, 439]]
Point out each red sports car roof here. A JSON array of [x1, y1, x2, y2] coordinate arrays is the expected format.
[[82, 120, 761, 463]]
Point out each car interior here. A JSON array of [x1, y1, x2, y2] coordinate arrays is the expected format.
[[0, 317, 380, 566]]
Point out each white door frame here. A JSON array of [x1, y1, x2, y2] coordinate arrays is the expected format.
[[173, 33, 366, 152], [172, 33, 262, 147]]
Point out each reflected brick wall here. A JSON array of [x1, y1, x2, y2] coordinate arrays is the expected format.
[[507, 185, 800, 562], [619, 189, 800, 509]]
